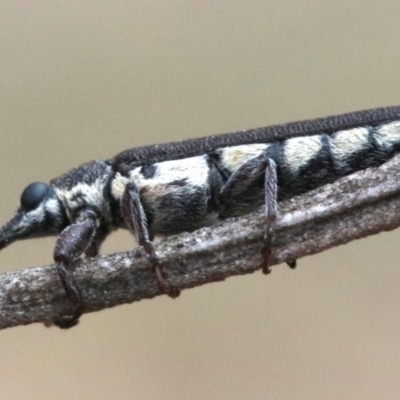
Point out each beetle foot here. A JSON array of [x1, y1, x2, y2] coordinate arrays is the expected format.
[[261, 247, 272, 274], [154, 264, 180, 298], [53, 262, 84, 329], [287, 260, 297, 269]]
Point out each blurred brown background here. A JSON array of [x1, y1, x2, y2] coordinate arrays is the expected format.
[[1, 1, 400, 399]]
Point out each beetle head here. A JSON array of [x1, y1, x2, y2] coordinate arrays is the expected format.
[[0, 182, 67, 250]]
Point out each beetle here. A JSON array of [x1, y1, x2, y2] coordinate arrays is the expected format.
[[1, 106, 400, 328]]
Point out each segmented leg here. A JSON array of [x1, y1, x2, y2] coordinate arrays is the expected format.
[[219, 154, 295, 273], [262, 160, 298, 271], [52, 209, 98, 329], [121, 181, 180, 298], [84, 227, 109, 258], [261, 157, 278, 274]]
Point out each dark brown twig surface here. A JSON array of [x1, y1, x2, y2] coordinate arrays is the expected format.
[[2, 155, 400, 330]]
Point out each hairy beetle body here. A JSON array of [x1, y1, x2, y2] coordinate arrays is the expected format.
[[2, 106, 400, 328]]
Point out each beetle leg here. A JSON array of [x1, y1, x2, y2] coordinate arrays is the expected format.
[[120, 181, 180, 298], [52, 209, 98, 329], [262, 159, 298, 271], [84, 226, 109, 258], [261, 157, 278, 273], [219, 155, 295, 273]]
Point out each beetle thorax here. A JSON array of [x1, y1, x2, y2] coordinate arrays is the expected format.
[[54, 178, 110, 221]]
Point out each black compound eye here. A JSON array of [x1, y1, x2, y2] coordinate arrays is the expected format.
[[20, 182, 50, 211]]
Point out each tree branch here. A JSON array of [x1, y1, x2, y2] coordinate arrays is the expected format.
[[2, 155, 400, 330]]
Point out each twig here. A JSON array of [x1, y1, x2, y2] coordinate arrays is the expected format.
[[2, 155, 400, 330]]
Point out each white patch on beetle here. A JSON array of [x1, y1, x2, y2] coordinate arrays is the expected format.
[[45, 198, 61, 217], [131, 155, 209, 186], [111, 173, 130, 201], [218, 144, 270, 173], [330, 127, 370, 160], [376, 121, 400, 150], [54, 178, 108, 219], [19, 204, 46, 229], [283, 135, 322, 173], [129, 155, 210, 200]]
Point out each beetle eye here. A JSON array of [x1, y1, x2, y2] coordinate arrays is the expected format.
[[20, 182, 50, 211]]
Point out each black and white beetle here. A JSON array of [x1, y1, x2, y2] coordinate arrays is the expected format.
[[2, 106, 400, 329]]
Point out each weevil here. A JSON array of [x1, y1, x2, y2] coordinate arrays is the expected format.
[[2, 106, 400, 328]]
